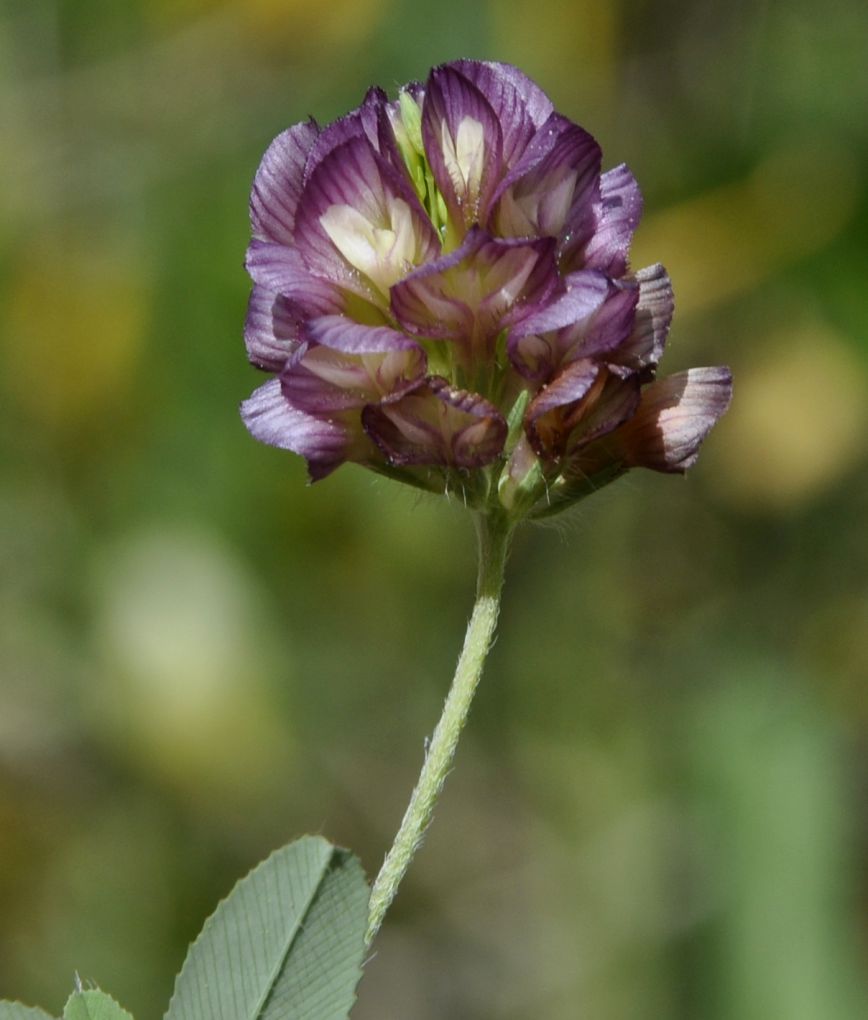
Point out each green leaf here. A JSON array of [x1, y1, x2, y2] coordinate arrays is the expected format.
[[0, 1003, 57, 1020], [165, 835, 369, 1020], [63, 990, 133, 1020]]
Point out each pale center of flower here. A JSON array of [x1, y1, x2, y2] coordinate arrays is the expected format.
[[441, 116, 485, 212], [320, 198, 417, 295]]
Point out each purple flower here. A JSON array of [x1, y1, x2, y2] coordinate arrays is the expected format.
[[242, 60, 732, 516]]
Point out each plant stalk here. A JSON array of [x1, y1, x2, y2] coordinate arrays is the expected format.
[[365, 511, 513, 947]]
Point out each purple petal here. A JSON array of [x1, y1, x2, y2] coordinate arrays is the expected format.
[[615, 367, 733, 472], [305, 314, 422, 354], [579, 164, 644, 276], [250, 120, 320, 246], [401, 81, 425, 103], [391, 228, 559, 355], [241, 378, 349, 480], [526, 274, 637, 369], [445, 60, 542, 169], [302, 86, 386, 182], [575, 279, 639, 360], [377, 100, 415, 178], [294, 134, 440, 300], [492, 115, 601, 240], [362, 377, 507, 468], [245, 241, 345, 315], [507, 270, 613, 381], [491, 115, 566, 202], [480, 62, 555, 129], [283, 343, 426, 413], [421, 65, 504, 231], [244, 286, 303, 371], [611, 264, 674, 371], [510, 270, 610, 337]]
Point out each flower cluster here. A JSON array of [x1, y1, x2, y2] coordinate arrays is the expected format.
[[242, 60, 731, 518]]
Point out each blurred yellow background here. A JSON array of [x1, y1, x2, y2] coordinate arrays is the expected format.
[[1, 2, 867, 1018]]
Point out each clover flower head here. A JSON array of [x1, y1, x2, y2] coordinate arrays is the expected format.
[[242, 60, 732, 519]]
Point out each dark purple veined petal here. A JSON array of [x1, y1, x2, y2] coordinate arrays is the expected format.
[[509, 269, 611, 337], [507, 270, 611, 381], [421, 65, 504, 232], [573, 279, 639, 361], [445, 60, 542, 170], [245, 241, 345, 316], [491, 115, 601, 240], [539, 274, 638, 370], [377, 99, 417, 179], [244, 286, 303, 371], [610, 264, 673, 371], [302, 86, 387, 182], [282, 343, 427, 413], [613, 367, 733, 472], [391, 228, 559, 358], [362, 377, 507, 468], [250, 119, 320, 246], [490, 114, 565, 205], [240, 378, 350, 480], [294, 134, 440, 301], [579, 163, 643, 277], [481, 61, 555, 130], [304, 314, 422, 354]]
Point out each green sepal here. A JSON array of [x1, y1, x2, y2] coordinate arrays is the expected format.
[[397, 91, 424, 156], [505, 389, 531, 447], [529, 462, 627, 518], [498, 454, 544, 516]]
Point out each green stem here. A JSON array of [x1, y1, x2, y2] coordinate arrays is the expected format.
[[365, 511, 513, 947]]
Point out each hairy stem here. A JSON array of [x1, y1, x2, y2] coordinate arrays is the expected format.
[[365, 511, 513, 947]]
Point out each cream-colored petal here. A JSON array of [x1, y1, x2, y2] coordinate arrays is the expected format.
[[320, 197, 419, 294], [441, 116, 486, 208]]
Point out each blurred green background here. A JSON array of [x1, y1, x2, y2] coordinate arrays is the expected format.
[[1, 1, 867, 1017]]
